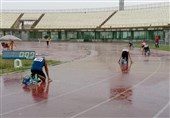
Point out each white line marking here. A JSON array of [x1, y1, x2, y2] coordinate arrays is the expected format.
[[70, 60, 162, 118], [153, 101, 170, 118], [2, 70, 168, 98], [1, 91, 23, 97], [153, 69, 170, 118], [0, 74, 118, 116]]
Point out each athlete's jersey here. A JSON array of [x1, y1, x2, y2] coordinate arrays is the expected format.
[[31, 57, 45, 71], [144, 44, 149, 48], [122, 49, 129, 62], [122, 49, 129, 52], [141, 42, 146, 47], [45, 38, 50, 42]]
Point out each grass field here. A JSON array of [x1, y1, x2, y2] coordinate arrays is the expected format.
[[0, 42, 169, 75], [148, 44, 170, 51], [0, 56, 61, 75], [134, 43, 170, 51]]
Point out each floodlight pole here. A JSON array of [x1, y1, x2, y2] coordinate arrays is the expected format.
[[119, 0, 124, 11]]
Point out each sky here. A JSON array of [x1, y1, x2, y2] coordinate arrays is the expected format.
[[0, 0, 169, 10]]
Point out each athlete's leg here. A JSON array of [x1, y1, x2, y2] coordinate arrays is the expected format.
[[38, 75, 46, 82], [31, 70, 46, 82], [37, 71, 46, 82]]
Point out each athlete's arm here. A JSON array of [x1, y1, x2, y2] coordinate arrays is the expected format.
[[44, 60, 50, 80], [118, 51, 122, 63], [128, 52, 132, 63]]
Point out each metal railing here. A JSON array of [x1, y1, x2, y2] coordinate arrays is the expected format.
[[1, 2, 169, 13]]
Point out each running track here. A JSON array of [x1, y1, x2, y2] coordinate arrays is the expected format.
[[0, 42, 169, 118]]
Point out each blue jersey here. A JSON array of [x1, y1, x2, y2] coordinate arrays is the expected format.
[[31, 57, 45, 71]]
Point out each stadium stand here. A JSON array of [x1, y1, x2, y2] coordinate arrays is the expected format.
[[0, 13, 21, 28], [21, 13, 43, 21], [0, 3, 169, 42], [35, 11, 114, 29], [0, 6, 169, 29], [103, 6, 169, 28]]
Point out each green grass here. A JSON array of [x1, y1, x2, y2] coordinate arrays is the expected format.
[[0, 56, 61, 75], [148, 44, 170, 51], [134, 43, 170, 51]]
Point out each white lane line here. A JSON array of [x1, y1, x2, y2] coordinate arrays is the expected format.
[[70, 60, 162, 118], [153, 101, 170, 118], [2, 70, 168, 98], [0, 73, 118, 116], [153, 69, 170, 118], [2, 90, 23, 97]]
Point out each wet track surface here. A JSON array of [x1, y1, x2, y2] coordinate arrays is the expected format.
[[0, 42, 170, 118]]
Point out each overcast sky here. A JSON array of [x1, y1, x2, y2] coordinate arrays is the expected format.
[[0, 0, 169, 10]]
